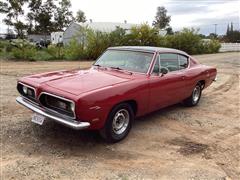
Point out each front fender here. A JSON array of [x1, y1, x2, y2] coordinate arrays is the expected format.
[[76, 79, 149, 129]]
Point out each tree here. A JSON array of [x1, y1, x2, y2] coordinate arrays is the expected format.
[[34, 0, 56, 34], [123, 24, 163, 46], [208, 33, 218, 39], [225, 22, 240, 43], [54, 0, 74, 31], [153, 6, 171, 30], [166, 26, 174, 35], [76, 10, 87, 23], [3, 0, 28, 38], [226, 24, 230, 36], [0, 1, 8, 13], [27, 0, 42, 33]]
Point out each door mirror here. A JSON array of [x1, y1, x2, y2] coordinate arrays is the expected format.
[[160, 67, 169, 76]]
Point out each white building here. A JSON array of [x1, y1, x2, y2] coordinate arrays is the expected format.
[[63, 21, 136, 45], [51, 32, 64, 44]]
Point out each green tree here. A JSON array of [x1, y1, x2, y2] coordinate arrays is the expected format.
[[153, 6, 171, 30], [166, 26, 174, 35], [27, 0, 42, 33], [109, 27, 126, 46], [34, 0, 56, 34], [75, 10, 87, 23], [0, 1, 8, 13], [124, 24, 163, 46], [165, 28, 202, 54], [54, 0, 74, 31], [225, 23, 240, 43], [3, 0, 28, 38]]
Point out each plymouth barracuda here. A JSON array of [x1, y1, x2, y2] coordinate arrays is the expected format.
[[16, 46, 217, 142]]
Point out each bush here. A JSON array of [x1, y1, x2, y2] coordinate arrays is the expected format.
[[205, 40, 221, 53], [0, 40, 14, 53], [164, 28, 202, 54], [164, 28, 220, 54], [10, 40, 37, 61], [64, 39, 85, 60], [0, 26, 221, 61], [32, 50, 54, 61], [85, 29, 111, 59], [47, 44, 64, 60], [123, 24, 164, 46]]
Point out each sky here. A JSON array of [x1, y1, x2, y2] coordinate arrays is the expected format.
[[0, 0, 239, 35]]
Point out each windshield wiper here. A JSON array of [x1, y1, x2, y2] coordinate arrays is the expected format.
[[93, 64, 101, 67], [110, 66, 123, 70], [93, 64, 107, 70], [109, 66, 132, 75]]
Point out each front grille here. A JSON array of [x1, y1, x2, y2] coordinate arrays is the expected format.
[[17, 83, 36, 102], [39, 93, 75, 119]]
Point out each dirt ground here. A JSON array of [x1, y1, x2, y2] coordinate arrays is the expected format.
[[1, 52, 239, 180]]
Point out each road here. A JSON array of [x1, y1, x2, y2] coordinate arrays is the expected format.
[[1, 52, 239, 179]]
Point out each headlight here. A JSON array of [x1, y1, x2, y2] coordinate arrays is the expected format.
[[23, 86, 28, 94], [70, 103, 75, 112], [58, 101, 67, 110]]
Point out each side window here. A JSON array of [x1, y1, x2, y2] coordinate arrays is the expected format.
[[160, 53, 179, 72], [179, 55, 188, 69], [152, 55, 160, 75]]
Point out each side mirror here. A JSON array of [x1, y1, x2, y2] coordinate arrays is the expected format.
[[160, 67, 168, 76]]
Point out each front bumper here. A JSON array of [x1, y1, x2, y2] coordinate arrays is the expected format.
[[16, 96, 90, 130]]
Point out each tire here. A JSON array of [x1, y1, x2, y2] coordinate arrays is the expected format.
[[183, 83, 202, 107], [100, 103, 134, 143]]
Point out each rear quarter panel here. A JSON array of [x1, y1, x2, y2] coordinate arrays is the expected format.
[[184, 62, 217, 97]]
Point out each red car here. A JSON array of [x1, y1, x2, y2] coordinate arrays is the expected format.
[[16, 46, 217, 142]]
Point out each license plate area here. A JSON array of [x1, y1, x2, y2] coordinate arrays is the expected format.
[[32, 113, 45, 125]]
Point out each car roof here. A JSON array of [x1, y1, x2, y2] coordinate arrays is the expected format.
[[108, 46, 189, 56]]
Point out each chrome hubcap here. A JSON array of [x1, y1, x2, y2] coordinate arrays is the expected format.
[[112, 109, 129, 135], [193, 86, 201, 103]]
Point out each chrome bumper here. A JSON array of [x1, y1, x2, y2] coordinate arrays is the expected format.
[[16, 96, 90, 130]]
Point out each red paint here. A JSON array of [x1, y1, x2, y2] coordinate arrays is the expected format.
[[18, 48, 217, 130]]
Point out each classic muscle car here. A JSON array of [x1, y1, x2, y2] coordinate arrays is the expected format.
[[16, 46, 217, 142]]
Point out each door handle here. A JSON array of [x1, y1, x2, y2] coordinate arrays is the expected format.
[[181, 76, 185, 80]]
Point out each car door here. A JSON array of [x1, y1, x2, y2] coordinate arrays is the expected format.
[[149, 53, 187, 111]]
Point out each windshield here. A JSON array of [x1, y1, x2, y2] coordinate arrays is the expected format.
[[94, 50, 154, 73]]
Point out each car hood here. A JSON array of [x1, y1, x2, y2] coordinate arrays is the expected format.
[[25, 69, 132, 95]]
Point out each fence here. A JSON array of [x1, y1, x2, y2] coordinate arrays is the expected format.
[[219, 43, 240, 52]]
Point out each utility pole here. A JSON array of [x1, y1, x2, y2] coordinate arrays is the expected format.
[[214, 24, 218, 35]]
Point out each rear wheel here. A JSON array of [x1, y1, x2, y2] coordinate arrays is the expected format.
[[183, 83, 202, 106], [100, 103, 134, 143]]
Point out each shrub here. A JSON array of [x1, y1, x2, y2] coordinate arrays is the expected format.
[[64, 39, 85, 60], [85, 29, 111, 59], [47, 44, 64, 60], [164, 28, 202, 54], [10, 40, 37, 61], [32, 50, 54, 61], [123, 24, 164, 46], [109, 27, 126, 46], [205, 40, 221, 53]]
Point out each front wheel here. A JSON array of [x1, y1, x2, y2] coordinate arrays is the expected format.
[[183, 83, 202, 106], [100, 103, 134, 143]]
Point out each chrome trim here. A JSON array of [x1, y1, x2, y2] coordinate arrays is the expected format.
[[150, 52, 190, 76], [38, 92, 76, 119], [16, 96, 90, 130], [213, 76, 217, 82], [18, 82, 36, 99]]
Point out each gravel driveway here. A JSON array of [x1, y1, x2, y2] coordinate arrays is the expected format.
[[1, 52, 239, 179]]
